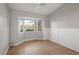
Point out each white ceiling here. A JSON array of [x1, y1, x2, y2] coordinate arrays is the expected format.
[[8, 3, 63, 16]]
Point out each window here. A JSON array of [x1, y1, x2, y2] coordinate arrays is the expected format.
[[18, 17, 42, 32]]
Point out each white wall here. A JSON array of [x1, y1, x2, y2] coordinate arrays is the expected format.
[[24, 31, 43, 39], [48, 3, 79, 52], [43, 17, 51, 39], [9, 9, 46, 45], [0, 4, 9, 54]]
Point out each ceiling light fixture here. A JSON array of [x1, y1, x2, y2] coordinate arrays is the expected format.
[[34, 3, 46, 10]]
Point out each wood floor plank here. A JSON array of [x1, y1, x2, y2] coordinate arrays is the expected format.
[[7, 40, 79, 55]]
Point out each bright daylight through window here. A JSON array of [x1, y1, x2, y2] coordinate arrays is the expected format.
[[18, 17, 42, 32]]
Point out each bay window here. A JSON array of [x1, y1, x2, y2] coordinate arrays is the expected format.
[[18, 17, 42, 32]]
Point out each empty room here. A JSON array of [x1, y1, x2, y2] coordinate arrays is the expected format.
[[0, 3, 79, 55]]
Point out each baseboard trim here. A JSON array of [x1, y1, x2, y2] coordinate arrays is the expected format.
[[13, 40, 25, 46], [4, 47, 9, 55], [49, 39, 79, 53], [12, 38, 44, 46]]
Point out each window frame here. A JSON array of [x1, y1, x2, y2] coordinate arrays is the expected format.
[[18, 17, 43, 32]]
